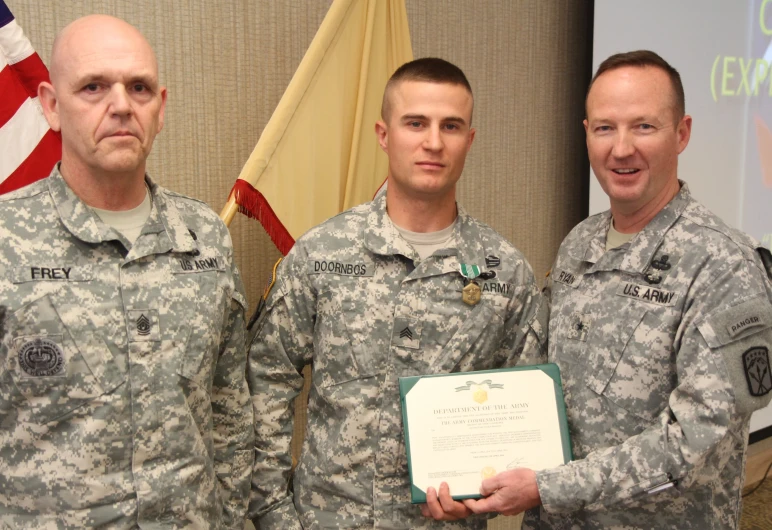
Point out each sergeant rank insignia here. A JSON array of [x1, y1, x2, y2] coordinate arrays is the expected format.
[[459, 263, 482, 306], [743, 346, 772, 397]]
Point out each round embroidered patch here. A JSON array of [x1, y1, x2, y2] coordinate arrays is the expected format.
[[18, 337, 65, 377]]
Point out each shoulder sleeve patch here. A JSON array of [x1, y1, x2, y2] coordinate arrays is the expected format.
[[699, 296, 772, 348], [698, 296, 772, 413], [743, 347, 771, 397]]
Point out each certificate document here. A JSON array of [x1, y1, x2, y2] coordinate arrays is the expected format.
[[399, 364, 571, 503]]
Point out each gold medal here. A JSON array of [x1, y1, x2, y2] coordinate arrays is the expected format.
[[462, 281, 481, 306]]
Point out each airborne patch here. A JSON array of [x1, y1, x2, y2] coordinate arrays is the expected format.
[[743, 346, 772, 397], [17, 336, 65, 377]]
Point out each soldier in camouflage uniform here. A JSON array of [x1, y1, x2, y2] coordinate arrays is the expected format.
[[0, 15, 253, 529], [247, 58, 547, 529], [433, 51, 772, 529]]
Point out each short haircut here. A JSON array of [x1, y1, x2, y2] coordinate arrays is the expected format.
[[381, 57, 473, 121], [587, 50, 685, 122]]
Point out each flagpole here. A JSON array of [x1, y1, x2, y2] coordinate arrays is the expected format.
[[220, 196, 238, 226]]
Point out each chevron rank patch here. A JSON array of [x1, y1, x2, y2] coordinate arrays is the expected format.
[[391, 317, 421, 349]]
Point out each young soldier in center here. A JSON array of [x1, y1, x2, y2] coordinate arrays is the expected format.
[[247, 58, 547, 529]]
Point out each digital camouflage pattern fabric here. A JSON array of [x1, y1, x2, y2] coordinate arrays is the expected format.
[[528, 183, 772, 529], [0, 167, 253, 529], [247, 193, 547, 529]]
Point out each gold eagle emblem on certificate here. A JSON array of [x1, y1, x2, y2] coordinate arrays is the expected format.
[[472, 386, 488, 404], [481, 466, 496, 479]]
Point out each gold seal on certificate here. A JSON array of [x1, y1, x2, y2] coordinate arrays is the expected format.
[[399, 364, 572, 503]]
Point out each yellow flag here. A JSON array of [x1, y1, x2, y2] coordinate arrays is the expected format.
[[221, 0, 413, 255]]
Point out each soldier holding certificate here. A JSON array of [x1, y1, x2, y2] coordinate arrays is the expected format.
[[427, 50, 772, 530], [247, 58, 547, 529]]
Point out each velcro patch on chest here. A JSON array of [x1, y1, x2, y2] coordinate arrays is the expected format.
[[566, 312, 592, 342], [616, 282, 678, 306], [480, 280, 513, 296], [127, 309, 160, 342], [307, 259, 374, 277], [14, 265, 93, 283], [175, 255, 225, 274], [15, 335, 66, 377], [391, 318, 422, 349], [743, 347, 772, 397], [553, 269, 580, 288]]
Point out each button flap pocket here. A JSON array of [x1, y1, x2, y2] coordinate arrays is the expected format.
[[47, 286, 123, 393], [432, 303, 500, 372], [5, 288, 120, 423], [585, 304, 649, 396]]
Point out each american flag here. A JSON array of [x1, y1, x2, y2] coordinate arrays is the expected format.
[[0, 0, 60, 195]]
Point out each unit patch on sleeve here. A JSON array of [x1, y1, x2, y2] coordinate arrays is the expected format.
[[743, 346, 772, 397], [17, 336, 65, 377]]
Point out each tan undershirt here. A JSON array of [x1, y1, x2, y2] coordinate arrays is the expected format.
[[91, 188, 152, 245], [392, 218, 457, 260], [606, 218, 637, 250]]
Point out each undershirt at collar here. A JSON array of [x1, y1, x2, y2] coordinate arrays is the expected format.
[[91, 188, 152, 245], [606, 218, 637, 250], [392, 218, 457, 260]]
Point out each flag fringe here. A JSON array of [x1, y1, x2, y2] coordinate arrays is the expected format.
[[231, 179, 295, 256]]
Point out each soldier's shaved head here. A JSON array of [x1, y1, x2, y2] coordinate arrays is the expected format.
[[49, 15, 158, 86]]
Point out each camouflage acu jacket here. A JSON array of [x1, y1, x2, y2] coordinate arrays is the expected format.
[[530, 183, 772, 529], [248, 194, 547, 529], [0, 167, 253, 529]]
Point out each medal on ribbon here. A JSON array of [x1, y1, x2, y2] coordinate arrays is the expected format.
[[459, 264, 482, 306]]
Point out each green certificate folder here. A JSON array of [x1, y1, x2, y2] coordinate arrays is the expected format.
[[399, 363, 572, 503]]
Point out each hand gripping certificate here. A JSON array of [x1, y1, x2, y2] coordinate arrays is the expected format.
[[399, 364, 572, 503]]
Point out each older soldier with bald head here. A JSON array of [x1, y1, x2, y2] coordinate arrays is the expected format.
[[0, 15, 252, 529]]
